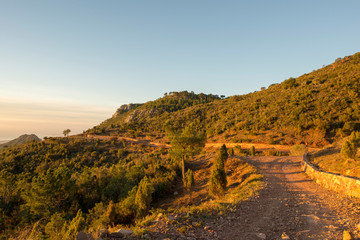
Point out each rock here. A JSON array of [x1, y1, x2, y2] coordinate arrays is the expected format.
[[256, 233, 266, 239], [117, 229, 133, 236], [343, 230, 353, 240], [97, 229, 109, 238], [109, 232, 124, 238], [281, 232, 290, 239], [112, 103, 142, 117], [76, 231, 94, 240], [167, 215, 175, 221]]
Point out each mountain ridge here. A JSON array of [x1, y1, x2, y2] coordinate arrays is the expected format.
[[92, 52, 360, 147], [0, 134, 41, 150]]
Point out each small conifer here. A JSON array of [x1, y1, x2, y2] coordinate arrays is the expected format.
[[341, 140, 355, 159], [209, 145, 228, 198], [135, 176, 154, 217]]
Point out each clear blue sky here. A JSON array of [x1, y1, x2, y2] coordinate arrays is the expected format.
[[1, 0, 360, 139]]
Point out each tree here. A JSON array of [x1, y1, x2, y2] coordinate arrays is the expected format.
[[62, 210, 86, 240], [209, 145, 228, 198], [23, 166, 75, 218], [341, 140, 356, 159], [135, 176, 154, 217], [63, 129, 71, 137], [45, 213, 66, 240], [165, 120, 206, 184], [184, 169, 195, 193], [249, 146, 256, 156], [218, 144, 229, 165], [349, 131, 360, 148]]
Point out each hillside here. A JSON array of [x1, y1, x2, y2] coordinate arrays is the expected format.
[[1, 51, 360, 239], [94, 52, 360, 147], [0, 134, 41, 150]]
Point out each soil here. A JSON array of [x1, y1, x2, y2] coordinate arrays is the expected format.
[[147, 156, 360, 240]]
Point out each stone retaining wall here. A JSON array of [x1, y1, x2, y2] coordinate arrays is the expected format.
[[301, 154, 360, 198]]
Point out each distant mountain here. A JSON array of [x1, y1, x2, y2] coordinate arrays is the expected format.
[[0, 140, 10, 145], [0, 134, 41, 149], [93, 52, 360, 147]]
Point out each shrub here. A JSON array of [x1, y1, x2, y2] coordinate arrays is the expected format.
[[184, 169, 194, 192], [349, 131, 360, 148], [62, 210, 86, 240], [249, 146, 256, 156], [228, 148, 234, 156], [290, 144, 307, 156], [341, 140, 356, 159], [45, 213, 66, 240]]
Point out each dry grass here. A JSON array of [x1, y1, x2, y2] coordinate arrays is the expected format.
[[310, 147, 360, 179], [144, 150, 263, 222]]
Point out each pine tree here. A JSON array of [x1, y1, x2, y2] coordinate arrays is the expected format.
[[349, 131, 360, 148], [209, 145, 228, 198], [184, 169, 195, 192], [218, 144, 228, 165], [135, 176, 154, 217], [62, 210, 86, 240], [165, 120, 206, 185], [249, 146, 256, 156], [341, 140, 355, 159]]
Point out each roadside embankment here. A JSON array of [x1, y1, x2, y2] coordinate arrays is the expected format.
[[301, 154, 360, 198]]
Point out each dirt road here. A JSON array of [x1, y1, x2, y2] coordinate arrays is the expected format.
[[201, 156, 360, 239], [80, 135, 360, 239]]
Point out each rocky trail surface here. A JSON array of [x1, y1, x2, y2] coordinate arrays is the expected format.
[[148, 156, 360, 240]]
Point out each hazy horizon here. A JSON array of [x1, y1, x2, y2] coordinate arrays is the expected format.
[[1, 1, 360, 139]]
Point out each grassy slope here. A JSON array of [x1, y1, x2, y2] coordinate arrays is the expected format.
[[310, 142, 360, 179], [96, 52, 360, 147]]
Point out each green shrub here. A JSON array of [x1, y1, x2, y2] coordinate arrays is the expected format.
[[341, 140, 356, 159], [290, 144, 307, 156], [349, 131, 360, 148], [184, 169, 194, 192], [45, 213, 66, 240], [249, 146, 256, 156], [62, 210, 86, 240]]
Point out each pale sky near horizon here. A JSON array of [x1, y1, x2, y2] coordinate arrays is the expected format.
[[1, 1, 360, 140]]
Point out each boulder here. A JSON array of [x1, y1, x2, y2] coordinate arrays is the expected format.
[[256, 233, 266, 239], [116, 229, 133, 236], [76, 231, 94, 240], [167, 215, 175, 221], [109, 232, 124, 238], [97, 229, 109, 238]]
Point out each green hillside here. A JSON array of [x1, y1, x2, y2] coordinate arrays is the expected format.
[[95, 52, 360, 147], [1, 51, 360, 239]]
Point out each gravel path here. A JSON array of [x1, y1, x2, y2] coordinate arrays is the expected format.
[[149, 156, 360, 240], [214, 156, 360, 239]]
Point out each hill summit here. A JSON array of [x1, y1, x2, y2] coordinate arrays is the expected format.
[[0, 134, 41, 149], [92, 52, 360, 147]]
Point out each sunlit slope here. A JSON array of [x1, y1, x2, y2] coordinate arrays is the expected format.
[[94, 52, 360, 147]]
